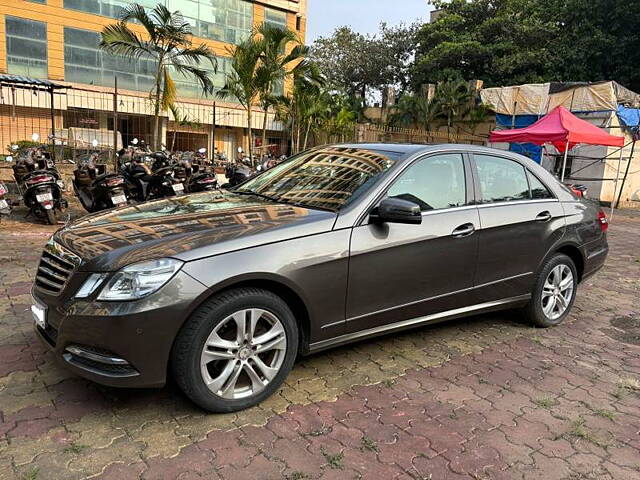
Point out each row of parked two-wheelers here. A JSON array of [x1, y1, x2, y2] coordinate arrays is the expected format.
[[3, 145, 231, 225], [74, 146, 222, 214]]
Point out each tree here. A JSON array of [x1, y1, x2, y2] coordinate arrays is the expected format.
[[219, 37, 263, 164], [388, 93, 438, 130], [100, 4, 216, 150], [254, 23, 308, 157], [412, 0, 640, 92], [310, 24, 417, 104]]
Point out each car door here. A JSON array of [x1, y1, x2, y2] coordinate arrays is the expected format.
[[345, 152, 480, 334], [471, 153, 565, 302]]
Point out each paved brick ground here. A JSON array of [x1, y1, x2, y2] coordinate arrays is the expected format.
[[0, 207, 639, 480]]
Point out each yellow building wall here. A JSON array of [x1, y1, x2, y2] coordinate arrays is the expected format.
[[0, 0, 307, 79]]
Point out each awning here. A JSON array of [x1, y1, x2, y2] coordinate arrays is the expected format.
[[0, 74, 67, 90], [489, 106, 625, 152]]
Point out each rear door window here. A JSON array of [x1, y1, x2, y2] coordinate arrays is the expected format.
[[527, 171, 554, 199]]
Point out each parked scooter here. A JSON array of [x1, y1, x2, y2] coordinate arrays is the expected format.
[[224, 157, 254, 188], [12, 146, 67, 225], [120, 149, 184, 201], [73, 152, 129, 212], [186, 148, 218, 192]]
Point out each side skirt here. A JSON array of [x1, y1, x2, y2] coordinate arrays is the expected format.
[[307, 294, 531, 354]]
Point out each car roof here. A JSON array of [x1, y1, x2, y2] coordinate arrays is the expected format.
[[332, 142, 510, 160]]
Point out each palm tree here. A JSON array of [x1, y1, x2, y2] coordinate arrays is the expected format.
[[254, 23, 308, 156], [388, 93, 438, 130], [432, 79, 472, 141], [100, 4, 217, 150], [218, 38, 263, 165]]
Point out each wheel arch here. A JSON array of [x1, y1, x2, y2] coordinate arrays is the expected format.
[[551, 243, 585, 282], [183, 275, 312, 356]]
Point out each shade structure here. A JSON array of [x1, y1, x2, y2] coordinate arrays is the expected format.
[[489, 106, 624, 152]]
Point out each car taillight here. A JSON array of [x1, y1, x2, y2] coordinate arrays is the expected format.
[[197, 177, 216, 184], [597, 210, 608, 232], [27, 175, 53, 184], [105, 177, 124, 187]]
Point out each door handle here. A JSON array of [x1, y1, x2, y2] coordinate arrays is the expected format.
[[452, 223, 475, 238], [535, 211, 552, 222]]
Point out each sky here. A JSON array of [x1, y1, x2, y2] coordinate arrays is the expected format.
[[306, 0, 432, 43]]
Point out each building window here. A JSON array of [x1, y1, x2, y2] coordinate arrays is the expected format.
[[170, 56, 234, 100], [64, 27, 156, 92], [63, 0, 253, 45], [27, 0, 47, 3], [63, 0, 157, 19], [296, 16, 301, 31], [264, 7, 287, 29], [64, 26, 231, 100], [6, 16, 48, 79]]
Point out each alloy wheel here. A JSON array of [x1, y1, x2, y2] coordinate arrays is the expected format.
[[200, 308, 287, 400], [541, 264, 574, 320]]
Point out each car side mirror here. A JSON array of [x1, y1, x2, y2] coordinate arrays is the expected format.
[[370, 197, 422, 225]]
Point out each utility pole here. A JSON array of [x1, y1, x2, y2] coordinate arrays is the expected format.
[[113, 76, 119, 171], [211, 101, 217, 156]]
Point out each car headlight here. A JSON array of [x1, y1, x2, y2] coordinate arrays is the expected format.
[[97, 258, 183, 301]]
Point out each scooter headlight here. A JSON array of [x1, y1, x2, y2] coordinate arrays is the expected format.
[[97, 258, 183, 301]]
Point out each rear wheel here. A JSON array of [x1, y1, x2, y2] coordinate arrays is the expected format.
[[523, 253, 577, 327], [45, 208, 56, 225], [171, 288, 298, 412]]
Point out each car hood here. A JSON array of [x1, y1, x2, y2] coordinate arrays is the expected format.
[[54, 191, 337, 272]]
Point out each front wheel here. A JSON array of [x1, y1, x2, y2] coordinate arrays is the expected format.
[[171, 288, 299, 412], [523, 253, 578, 327]]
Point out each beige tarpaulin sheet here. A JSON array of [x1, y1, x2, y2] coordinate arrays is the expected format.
[[480, 81, 640, 115]]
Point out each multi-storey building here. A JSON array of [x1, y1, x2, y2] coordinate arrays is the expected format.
[[0, 0, 307, 157]]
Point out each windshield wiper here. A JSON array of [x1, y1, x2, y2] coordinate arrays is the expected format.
[[233, 189, 282, 203]]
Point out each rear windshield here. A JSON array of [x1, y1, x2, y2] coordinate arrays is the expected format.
[[236, 147, 400, 211]]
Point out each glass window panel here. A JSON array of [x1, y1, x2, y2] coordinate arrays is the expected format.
[[387, 154, 467, 211], [475, 155, 531, 203], [528, 171, 554, 199], [64, 27, 156, 91], [265, 7, 287, 29], [63, 0, 252, 45], [6, 17, 48, 78]]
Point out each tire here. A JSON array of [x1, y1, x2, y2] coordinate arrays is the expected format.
[[45, 208, 56, 225], [523, 253, 578, 328], [171, 287, 299, 413]]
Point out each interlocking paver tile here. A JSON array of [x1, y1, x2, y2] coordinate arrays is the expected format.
[[1, 208, 639, 479]]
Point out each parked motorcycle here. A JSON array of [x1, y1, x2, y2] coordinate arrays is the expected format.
[[0, 180, 11, 221], [12, 147, 67, 225], [73, 153, 129, 213], [566, 183, 588, 198]]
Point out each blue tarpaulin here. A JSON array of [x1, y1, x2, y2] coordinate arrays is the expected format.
[[617, 105, 640, 127], [495, 114, 543, 163]]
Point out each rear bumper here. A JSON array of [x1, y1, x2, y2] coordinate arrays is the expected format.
[[33, 270, 208, 388]]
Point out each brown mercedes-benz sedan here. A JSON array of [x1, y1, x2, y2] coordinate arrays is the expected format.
[[32, 144, 609, 412]]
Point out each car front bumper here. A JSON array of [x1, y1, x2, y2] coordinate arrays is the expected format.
[[33, 270, 209, 388]]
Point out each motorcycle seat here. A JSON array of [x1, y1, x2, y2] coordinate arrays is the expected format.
[[74, 169, 93, 187]]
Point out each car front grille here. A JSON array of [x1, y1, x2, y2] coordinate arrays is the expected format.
[[35, 240, 81, 295]]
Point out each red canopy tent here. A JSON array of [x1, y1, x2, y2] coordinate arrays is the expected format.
[[489, 105, 624, 181]]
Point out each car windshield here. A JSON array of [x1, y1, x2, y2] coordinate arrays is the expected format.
[[235, 147, 400, 211]]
